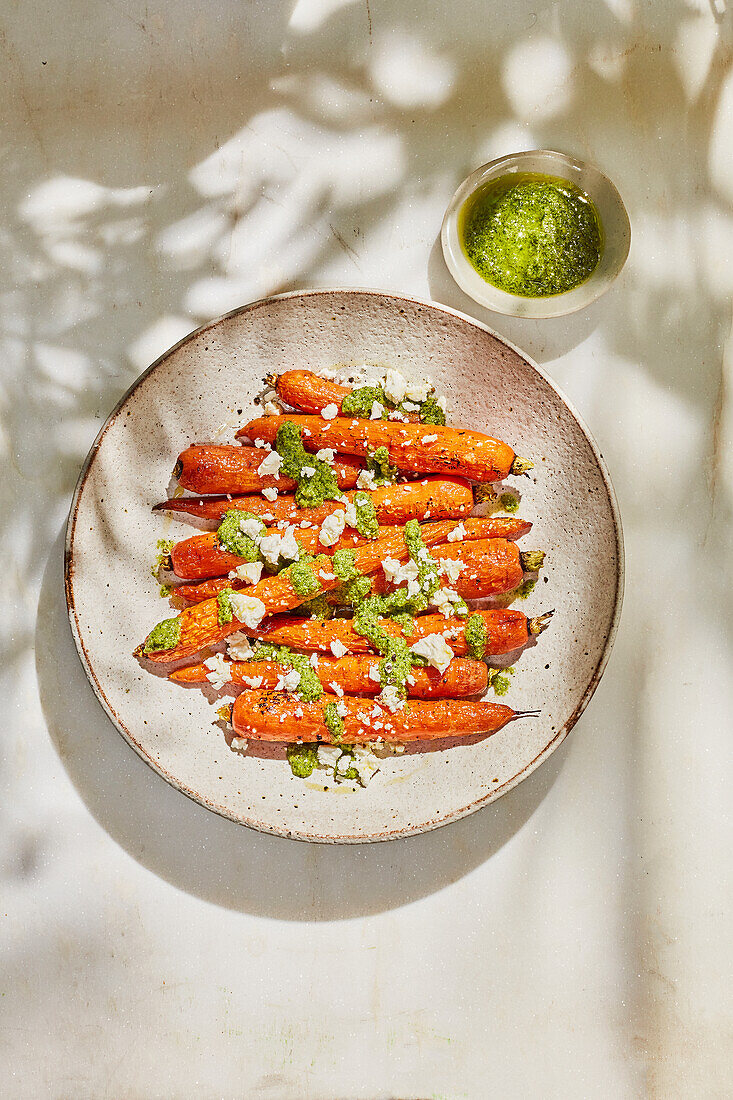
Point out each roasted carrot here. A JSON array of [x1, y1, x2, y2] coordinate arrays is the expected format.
[[237, 415, 531, 482], [175, 444, 364, 495], [154, 475, 474, 527], [273, 369, 430, 421], [170, 654, 487, 698], [230, 691, 533, 743], [139, 520, 463, 663], [168, 515, 532, 582], [243, 608, 552, 657]]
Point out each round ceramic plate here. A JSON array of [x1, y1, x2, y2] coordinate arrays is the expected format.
[[65, 289, 623, 843]]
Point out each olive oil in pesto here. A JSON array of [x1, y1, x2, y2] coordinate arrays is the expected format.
[[460, 172, 602, 298]]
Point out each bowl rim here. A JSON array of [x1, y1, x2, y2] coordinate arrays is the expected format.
[[64, 286, 625, 843], [441, 148, 631, 319]]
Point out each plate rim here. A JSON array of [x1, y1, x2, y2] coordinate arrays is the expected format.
[[64, 286, 625, 844]]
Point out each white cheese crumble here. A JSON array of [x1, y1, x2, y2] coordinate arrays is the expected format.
[[239, 515, 265, 540], [379, 685, 405, 712], [356, 469, 377, 490], [279, 526, 300, 561], [405, 379, 431, 402], [241, 675, 263, 689], [315, 448, 335, 463], [343, 501, 359, 529], [321, 403, 339, 420], [263, 400, 282, 417], [261, 486, 278, 501], [309, 653, 319, 668], [317, 744, 342, 766], [226, 632, 255, 660], [257, 450, 282, 478], [275, 669, 301, 692], [439, 558, 466, 583], [437, 394, 448, 412], [447, 522, 466, 542], [370, 400, 384, 420], [383, 368, 407, 404], [228, 592, 267, 628], [231, 561, 263, 585], [319, 510, 347, 546], [258, 532, 285, 566], [421, 434, 438, 444], [410, 634, 453, 675], [368, 664, 381, 683], [301, 465, 316, 478], [329, 639, 348, 659], [402, 401, 420, 412], [230, 736, 249, 754], [204, 653, 230, 690], [431, 587, 466, 618], [254, 438, 271, 449], [382, 558, 419, 586]]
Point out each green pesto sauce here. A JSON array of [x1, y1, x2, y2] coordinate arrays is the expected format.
[[464, 613, 487, 661], [418, 394, 446, 426], [217, 587, 235, 625], [159, 584, 172, 599], [286, 744, 319, 778], [249, 642, 323, 702], [490, 666, 515, 696], [143, 616, 181, 653], [331, 548, 359, 584], [341, 384, 389, 419], [216, 510, 265, 559], [352, 492, 378, 539], [323, 701, 345, 742], [287, 556, 324, 597], [336, 573, 373, 607], [460, 172, 602, 298], [275, 420, 341, 508], [514, 578, 537, 600], [499, 493, 519, 514], [352, 594, 422, 698], [300, 593, 333, 620], [151, 538, 175, 578], [366, 446, 398, 484]]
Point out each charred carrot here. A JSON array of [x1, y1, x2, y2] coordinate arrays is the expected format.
[[168, 515, 532, 582], [230, 691, 534, 743], [154, 475, 474, 527], [138, 520, 463, 663], [170, 654, 487, 698], [273, 369, 430, 421], [243, 608, 553, 656], [237, 415, 531, 482], [175, 444, 364, 495]]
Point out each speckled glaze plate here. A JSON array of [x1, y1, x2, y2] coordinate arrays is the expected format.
[[65, 289, 623, 843]]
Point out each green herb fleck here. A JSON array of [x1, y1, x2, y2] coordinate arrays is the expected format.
[[351, 492, 379, 538], [159, 584, 172, 599], [365, 445, 398, 484], [489, 666, 515, 696], [286, 557, 322, 597], [331, 548, 359, 584], [275, 420, 341, 508], [419, 394, 446, 425], [341, 384, 389, 419], [217, 588, 235, 625], [323, 701, 345, 742]]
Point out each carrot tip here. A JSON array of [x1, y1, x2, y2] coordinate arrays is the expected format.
[[529, 610, 554, 636], [510, 456, 534, 476]]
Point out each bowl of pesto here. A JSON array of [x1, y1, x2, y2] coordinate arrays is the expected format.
[[441, 150, 630, 318]]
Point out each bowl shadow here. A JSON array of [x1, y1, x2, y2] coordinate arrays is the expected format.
[[38, 527, 566, 920]]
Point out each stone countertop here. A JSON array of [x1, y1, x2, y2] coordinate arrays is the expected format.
[[2, 1, 732, 1096]]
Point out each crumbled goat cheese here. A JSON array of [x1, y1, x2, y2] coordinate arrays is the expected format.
[[402, 401, 420, 412], [383, 368, 407, 404], [261, 486, 278, 501], [437, 394, 448, 412], [317, 744, 342, 766], [257, 450, 283, 478], [321, 403, 339, 420], [343, 501, 359, 528], [431, 587, 466, 617], [330, 639, 348, 659], [232, 562, 263, 588], [241, 675, 263, 689], [410, 634, 454, 675], [230, 736, 249, 754], [275, 669, 302, 692], [379, 685, 405, 712], [316, 448, 335, 463], [240, 515, 265, 540], [404, 379, 431, 402], [263, 400, 282, 417], [382, 558, 420, 586], [279, 526, 300, 561], [368, 665, 381, 683], [226, 632, 255, 660], [370, 401, 384, 420], [447, 522, 466, 542], [258, 532, 285, 566], [204, 653, 230, 690], [309, 653, 319, 668], [439, 558, 466, 583], [254, 439, 271, 449], [319, 510, 347, 546], [356, 469, 377, 490], [421, 434, 438, 444], [228, 592, 267, 628]]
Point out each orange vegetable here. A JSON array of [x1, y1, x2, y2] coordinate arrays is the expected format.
[[274, 369, 428, 421], [175, 444, 363, 495], [153, 474, 474, 526], [237, 415, 529, 482], [364, 538, 543, 600], [230, 691, 525, 743], [170, 654, 487, 698], [139, 520, 463, 664], [168, 515, 531, 582], [243, 607, 551, 656]]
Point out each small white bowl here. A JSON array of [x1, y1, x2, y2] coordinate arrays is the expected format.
[[441, 149, 631, 319]]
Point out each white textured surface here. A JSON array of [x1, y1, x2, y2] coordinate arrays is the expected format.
[[2, 0, 732, 1095]]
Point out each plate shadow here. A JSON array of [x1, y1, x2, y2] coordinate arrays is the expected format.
[[37, 527, 566, 920]]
